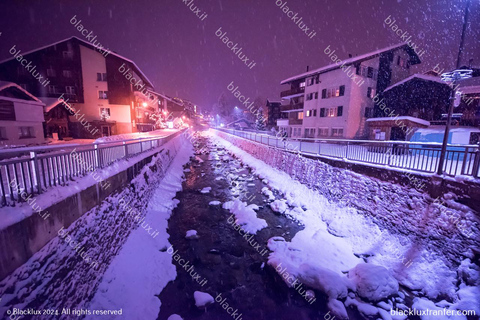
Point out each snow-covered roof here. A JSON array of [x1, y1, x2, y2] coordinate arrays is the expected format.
[[281, 108, 303, 113], [147, 90, 172, 102], [0, 36, 154, 88], [280, 43, 420, 85], [383, 74, 449, 92], [39, 97, 74, 113], [0, 81, 43, 103], [366, 116, 430, 127]]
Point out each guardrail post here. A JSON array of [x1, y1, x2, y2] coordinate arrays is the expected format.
[[139, 138, 143, 153], [30, 151, 41, 194], [299, 140, 302, 153], [123, 141, 128, 159], [318, 141, 321, 155], [472, 147, 480, 178], [94, 144, 101, 168], [267, 136, 269, 146]]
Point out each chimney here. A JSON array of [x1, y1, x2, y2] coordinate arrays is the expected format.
[[306, 66, 309, 72], [348, 54, 352, 58]]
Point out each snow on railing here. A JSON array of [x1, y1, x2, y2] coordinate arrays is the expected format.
[[216, 128, 480, 179], [0, 129, 186, 207]]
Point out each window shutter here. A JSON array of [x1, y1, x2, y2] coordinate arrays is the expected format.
[[337, 106, 343, 117], [320, 108, 325, 117], [339, 85, 345, 96], [322, 89, 326, 99]]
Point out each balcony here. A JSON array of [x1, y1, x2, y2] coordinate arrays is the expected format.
[[277, 119, 289, 127], [281, 102, 304, 112], [289, 118, 303, 125], [280, 87, 305, 99]]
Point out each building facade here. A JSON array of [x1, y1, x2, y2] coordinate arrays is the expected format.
[[279, 44, 420, 139], [0, 82, 45, 146], [0, 37, 154, 138]]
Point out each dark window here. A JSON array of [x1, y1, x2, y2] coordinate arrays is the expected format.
[[322, 89, 326, 99], [19, 126, 35, 139], [313, 109, 317, 117], [320, 108, 325, 117], [367, 67, 373, 78], [337, 106, 343, 117], [314, 92, 318, 99], [0, 100, 15, 121], [0, 127, 7, 140], [367, 87, 372, 98], [365, 107, 374, 118], [397, 56, 401, 65], [339, 85, 345, 96]]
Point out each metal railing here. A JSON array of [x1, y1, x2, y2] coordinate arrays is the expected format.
[[0, 129, 185, 207], [216, 129, 480, 179]]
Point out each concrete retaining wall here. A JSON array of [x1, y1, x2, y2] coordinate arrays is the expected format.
[[0, 130, 186, 281], [216, 131, 480, 265]]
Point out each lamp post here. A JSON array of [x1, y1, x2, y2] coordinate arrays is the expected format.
[[437, 0, 472, 175]]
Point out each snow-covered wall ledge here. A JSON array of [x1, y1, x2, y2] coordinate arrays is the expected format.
[[214, 130, 480, 264], [0, 130, 189, 281]]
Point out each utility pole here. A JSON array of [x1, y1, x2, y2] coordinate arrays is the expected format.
[[437, 0, 471, 175]]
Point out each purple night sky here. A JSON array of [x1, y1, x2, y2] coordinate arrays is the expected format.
[[0, 0, 479, 110]]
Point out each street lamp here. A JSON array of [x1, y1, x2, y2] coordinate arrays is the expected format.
[[437, 0, 472, 175]]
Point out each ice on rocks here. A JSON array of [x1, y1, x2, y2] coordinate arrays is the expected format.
[[209, 201, 221, 206], [194, 291, 214, 308], [223, 199, 267, 234], [270, 200, 288, 214], [185, 230, 199, 240], [200, 187, 211, 194]]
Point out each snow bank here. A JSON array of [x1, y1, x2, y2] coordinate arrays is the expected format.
[[348, 263, 399, 301], [210, 131, 480, 318]]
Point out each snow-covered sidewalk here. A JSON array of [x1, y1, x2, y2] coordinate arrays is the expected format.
[[210, 131, 480, 320]]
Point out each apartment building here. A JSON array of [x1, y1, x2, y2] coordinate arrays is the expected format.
[[0, 81, 45, 146], [279, 43, 421, 139], [0, 36, 154, 138]]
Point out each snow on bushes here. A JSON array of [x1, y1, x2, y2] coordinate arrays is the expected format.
[[270, 199, 288, 214]]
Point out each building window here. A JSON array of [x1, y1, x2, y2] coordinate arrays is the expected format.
[[306, 93, 314, 101], [65, 86, 75, 95], [337, 106, 343, 117], [0, 100, 15, 121], [305, 128, 315, 138], [318, 127, 328, 137], [365, 107, 374, 118], [322, 86, 345, 99], [299, 82, 306, 88], [63, 51, 74, 59], [298, 112, 304, 120], [47, 85, 57, 94], [332, 128, 344, 137], [100, 108, 111, 119], [313, 109, 317, 117], [47, 67, 56, 77], [320, 108, 325, 117], [367, 87, 376, 98], [306, 110, 311, 117], [0, 127, 7, 140], [314, 92, 318, 99], [98, 91, 108, 99], [97, 73, 107, 81], [19, 126, 35, 139], [327, 108, 336, 117], [63, 70, 72, 78]]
